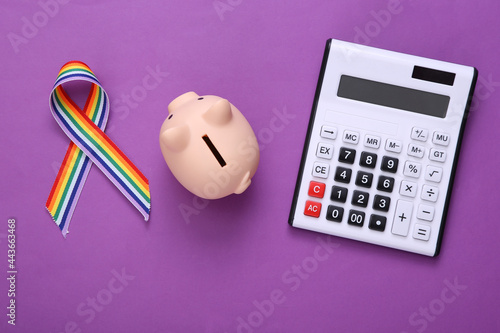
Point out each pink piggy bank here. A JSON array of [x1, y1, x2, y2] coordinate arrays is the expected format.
[[159, 92, 260, 199]]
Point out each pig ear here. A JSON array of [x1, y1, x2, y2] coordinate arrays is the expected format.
[[168, 92, 198, 113], [202, 99, 233, 125], [159, 124, 190, 152]]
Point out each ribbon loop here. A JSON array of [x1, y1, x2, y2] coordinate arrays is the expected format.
[[46, 61, 151, 237]]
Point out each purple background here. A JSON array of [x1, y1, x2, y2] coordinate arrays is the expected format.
[[1, 1, 499, 332]]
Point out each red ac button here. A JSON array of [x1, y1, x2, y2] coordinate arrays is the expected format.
[[308, 181, 326, 198], [304, 200, 322, 218]]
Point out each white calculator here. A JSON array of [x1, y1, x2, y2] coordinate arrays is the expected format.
[[289, 39, 477, 256]]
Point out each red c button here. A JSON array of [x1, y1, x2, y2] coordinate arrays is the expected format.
[[308, 181, 325, 198]]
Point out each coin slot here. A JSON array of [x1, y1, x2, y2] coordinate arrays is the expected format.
[[202, 135, 226, 167]]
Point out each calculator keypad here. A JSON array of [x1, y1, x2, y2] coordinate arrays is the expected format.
[[355, 171, 373, 188], [373, 195, 391, 212], [380, 156, 398, 173], [385, 139, 402, 153], [308, 181, 325, 198], [348, 210, 365, 227], [303, 123, 451, 252], [359, 152, 377, 168], [331, 186, 348, 202], [400, 180, 417, 197], [326, 205, 343, 222], [334, 167, 352, 183], [304, 200, 321, 218], [411, 127, 429, 141], [377, 176, 395, 192], [316, 142, 334, 159], [351, 190, 369, 207], [321, 126, 337, 140], [338, 147, 356, 164], [312, 162, 329, 178], [369, 215, 387, 232]]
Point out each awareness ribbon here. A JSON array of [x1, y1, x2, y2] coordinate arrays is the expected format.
[[46, 61, 151, 237]]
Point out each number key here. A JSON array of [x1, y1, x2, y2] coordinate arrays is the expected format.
[[338, 147, 356, 164], [377, 175, 395, 192], [352, 190, 369, 207], [380, 156, 399, 173], [326, 205, 344, 222], [373, 195, 391, 212], [348, 210, 365, 227], [355, 171, 373, 188], [330, 186, 348, 203], [334, 167, 352, 183], [359, 152, 377, 168]]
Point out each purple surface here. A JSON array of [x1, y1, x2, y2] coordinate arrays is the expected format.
[[1, 1, 499, 332]]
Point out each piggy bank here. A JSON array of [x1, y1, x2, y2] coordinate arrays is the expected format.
[[159, 92, 260, 199]]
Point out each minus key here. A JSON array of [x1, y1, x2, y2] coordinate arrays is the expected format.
[[417, 204, 435, 221]]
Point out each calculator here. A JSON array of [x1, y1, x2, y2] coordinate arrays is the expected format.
[[288, 39, 477, 256]]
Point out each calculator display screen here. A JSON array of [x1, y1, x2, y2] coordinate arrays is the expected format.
[[337, 75, 450, 118]]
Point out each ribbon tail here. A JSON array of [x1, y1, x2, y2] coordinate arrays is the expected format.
[[46, 142, 93, 237]]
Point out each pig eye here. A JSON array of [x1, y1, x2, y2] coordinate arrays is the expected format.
[[198, 97, 204, 100], [168, 114, 173, 119]]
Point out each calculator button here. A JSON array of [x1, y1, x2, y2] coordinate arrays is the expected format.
[[304, 200, 321, 218], [377, 175, 395, 192], [326, 205, 344, 222], [421, 185, 439, 202], [432, 131, 450, 146], [385, 139, 402, 153], [369, 215, 387, 232], [399, 180, 418, 198], [380, 156, 399, 173], [413, 224, 431, 241], [411, 127, 429, 141], [391, 200, 413, 237], [352, 190, 369, 207], [373, 195, 391, 212], [343, 130, 360, 145], [334, 167, 352, 183], [312, 162, 329, 179], [316, 142, 334, 159], [417, 204, 435, 221], [321, 126, 337, 140], [359, 152, 377, 169], [330, 186, 348, 202], [355, 171, 373, 188], [403, 161, 421, 178], [338, 147, 356, 164], [425, 165, 443, 183], [364, 134, 381, 149], [407, 143, 425, 158], [429, 148, 446, 163], [348, 210, 365, 227], [308, 181, 326, 198]]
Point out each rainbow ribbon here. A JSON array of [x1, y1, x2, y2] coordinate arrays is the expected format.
[[46, 61, 150, 237]]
